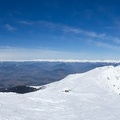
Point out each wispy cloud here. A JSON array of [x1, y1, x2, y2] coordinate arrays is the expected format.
[[18, 20, 120, 47], [62, 26, 106, 39], [19, 20, 104, 37], [19, 20, 58, 30], [91, 41, 120, 51], [5, 24, 16, 31], [101, 27, 120, 29], [113, 18, 120, 28], [19, 20, 32, 25], [62, 25, 120, 47], [33, 21, 106, 39], [113, 38, 120, 44], [38, 21, 57, 28]]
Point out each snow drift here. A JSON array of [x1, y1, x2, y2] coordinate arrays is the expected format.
[[1, 66, 120, 120]]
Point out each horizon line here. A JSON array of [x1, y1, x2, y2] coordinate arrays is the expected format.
[[0, 59, 120, 63]]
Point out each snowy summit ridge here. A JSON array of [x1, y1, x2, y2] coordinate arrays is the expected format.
[[1, 66, 120, 120]]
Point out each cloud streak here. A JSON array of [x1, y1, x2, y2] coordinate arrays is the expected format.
[[18, 20, 120, 50], [62, 26, 106, 39], [5, 24, 16, 31], [19, 20, 32, 25], [35, 21, 107, 39], [91, 41, 120, 51], [19, 20, 107, 38]]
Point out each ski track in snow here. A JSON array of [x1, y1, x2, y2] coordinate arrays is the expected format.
[[1, 66, 120, 119]]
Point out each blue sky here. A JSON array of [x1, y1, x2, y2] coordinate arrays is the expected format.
[[0, 0, 120, 60]]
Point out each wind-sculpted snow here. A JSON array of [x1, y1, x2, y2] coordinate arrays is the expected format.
[[1, 66, 120, 120], [96, 66, 120, 94]]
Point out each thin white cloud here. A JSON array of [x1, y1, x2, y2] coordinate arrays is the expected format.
[[113, 18, 120, 28], [101, 27, 120, 29], [113, 38, 120, 44], [62, 26, 120, 46], [18, 20, 120, 46], [19, 20, 57, 28], [5, 24, 16, 31], [19, 20, 32, 25], [33, 21, 107, 39], [92, 41, 120, 51], [38, 21, 57, 28], [62, 26, 106, 39]]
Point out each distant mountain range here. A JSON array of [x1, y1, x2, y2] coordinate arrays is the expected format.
[[0, 61, 120, 88], [1, 59, 120, 63]]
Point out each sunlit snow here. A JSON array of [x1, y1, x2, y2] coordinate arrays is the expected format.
[[1, 66, 120, 120]]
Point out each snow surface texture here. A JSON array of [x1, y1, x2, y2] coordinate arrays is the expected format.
[[1, 66, 120, 120]]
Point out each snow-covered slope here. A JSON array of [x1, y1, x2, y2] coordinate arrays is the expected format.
[[1, 66, 120, 120]]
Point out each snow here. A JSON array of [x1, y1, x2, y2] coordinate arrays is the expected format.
[[1, 66, 120, 119]]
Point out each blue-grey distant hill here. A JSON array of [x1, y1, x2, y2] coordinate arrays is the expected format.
[[0, 61, 119, 88]]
